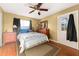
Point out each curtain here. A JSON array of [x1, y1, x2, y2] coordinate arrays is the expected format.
[[67, 14, 77, 42], [13, 18, 20, 27], [13, 18, 20, 32], [30, 20, 32, 30]]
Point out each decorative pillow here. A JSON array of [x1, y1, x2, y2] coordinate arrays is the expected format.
[[19, 29, 30, 33]]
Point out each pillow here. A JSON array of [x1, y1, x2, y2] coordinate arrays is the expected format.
[[21, 26, 29, 29], [19, 29, 30, 33]]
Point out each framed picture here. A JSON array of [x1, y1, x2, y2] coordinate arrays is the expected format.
[[60, 16, 68, 31], [40, 21, 48, 28]]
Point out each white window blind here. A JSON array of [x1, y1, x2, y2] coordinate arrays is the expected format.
[[20, 20, 30, 29]]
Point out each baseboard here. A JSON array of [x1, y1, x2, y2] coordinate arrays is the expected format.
[[49, 39, 58, 43], [49, 40, 79, 50]]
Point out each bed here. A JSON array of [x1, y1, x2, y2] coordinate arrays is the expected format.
[[17, 32, 48, 53]]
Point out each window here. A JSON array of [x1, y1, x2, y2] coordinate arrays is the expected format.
[[20, 20, 30, 29]]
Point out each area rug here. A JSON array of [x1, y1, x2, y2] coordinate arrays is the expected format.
[[25, 43, 60, 56]]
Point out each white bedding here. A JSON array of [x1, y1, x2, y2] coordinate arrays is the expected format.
[[17, 32, 48, 53]]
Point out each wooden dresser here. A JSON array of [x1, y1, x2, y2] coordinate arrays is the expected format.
[[3, 32, 16, 44]]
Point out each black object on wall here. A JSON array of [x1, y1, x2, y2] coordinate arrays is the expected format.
[[67, 14, 77, 42]]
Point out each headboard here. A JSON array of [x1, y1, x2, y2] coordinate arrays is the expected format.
[[37, 28, 49, 38]]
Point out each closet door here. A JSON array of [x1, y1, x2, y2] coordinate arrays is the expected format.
[[57, 10, 78, 49], [0, 11, 2, 47]]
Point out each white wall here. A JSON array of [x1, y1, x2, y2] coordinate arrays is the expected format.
[[57, 10, 78, 50], [0, 10, 2, 47]]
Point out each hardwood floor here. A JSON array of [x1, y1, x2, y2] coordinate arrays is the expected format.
[[0, 41, 78, 56], [0, 42, 17, 56], [47, 41, 79, 56]]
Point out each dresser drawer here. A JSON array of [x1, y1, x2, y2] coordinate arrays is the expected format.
[[3, 32, 16, 44]]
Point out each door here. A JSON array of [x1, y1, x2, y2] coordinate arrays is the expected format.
[[57, 10, 78, 49]]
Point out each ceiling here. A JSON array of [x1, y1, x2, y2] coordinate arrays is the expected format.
[[0, 3, 78, 19]]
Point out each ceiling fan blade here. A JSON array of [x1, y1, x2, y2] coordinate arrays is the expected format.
[[29, 6, 35, 9], [29, 10, 35, 14], [39, 8, 48, 11], [38, 12, 41, 15], [37, 3, 42, 8]]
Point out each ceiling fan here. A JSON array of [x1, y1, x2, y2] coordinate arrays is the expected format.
[[29, 3, 48, 15]]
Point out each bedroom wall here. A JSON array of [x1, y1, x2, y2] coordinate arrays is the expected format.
[[0, 7, 3, 15], [3, 12, 39, 32], [0, 7, 3, 47], [40, 4, 79, 49]]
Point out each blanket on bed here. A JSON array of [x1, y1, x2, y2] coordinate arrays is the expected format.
[[17, 32, 48, 53]]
